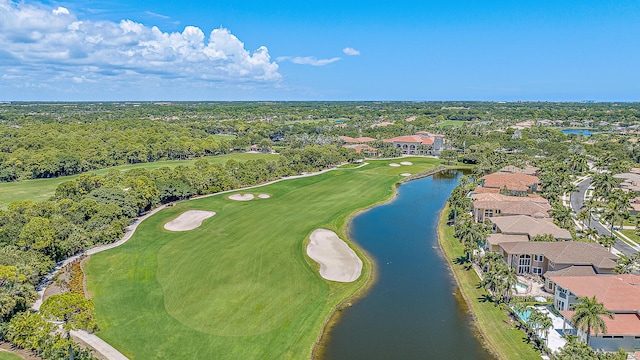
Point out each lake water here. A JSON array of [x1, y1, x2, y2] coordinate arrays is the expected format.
[[561, 129, 597, 136], [320, 170, 494, 360]]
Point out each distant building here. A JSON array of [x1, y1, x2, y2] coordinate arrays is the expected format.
[[383, 132, 445, 155], [479, 173, 541, 196]]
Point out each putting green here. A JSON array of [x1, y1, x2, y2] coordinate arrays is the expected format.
[[85, 158, 443, 359]]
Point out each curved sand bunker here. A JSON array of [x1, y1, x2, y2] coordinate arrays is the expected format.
[[229, 194, 255, 201], [400, 173, 411, 177], [164, 210, 216, 231], [258, 194, 271, 199], [389, 163, 401, 167], [306, 229, 362, 282], [400, 161, 413, 166]]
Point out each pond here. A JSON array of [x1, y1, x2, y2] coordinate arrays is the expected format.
[[320, 170, 494, 360]]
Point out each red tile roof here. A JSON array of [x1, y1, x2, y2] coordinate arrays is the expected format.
[[481, 173, 540, 192], [561, 310, 640, 336], [551, 275, 640, 312], [383, 135, 434, 145]]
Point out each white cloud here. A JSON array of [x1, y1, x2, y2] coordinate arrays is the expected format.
[[277, 56, 341, 66], [52, 7, 70, 15], [342, 47, 360, 56], [0, 0, 280, 92]]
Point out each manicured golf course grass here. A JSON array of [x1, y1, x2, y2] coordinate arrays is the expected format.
[[0, 153, 278, 207], [84, 158, 443, 359], [0, 351, 23, 360]]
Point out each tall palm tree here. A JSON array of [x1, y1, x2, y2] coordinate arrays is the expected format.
[[582, 198, 600, 226], [582, 227, 599, 242], [598, 235, 617, 252], [571, 296, 614, 345], [576, 209, 590, 227]]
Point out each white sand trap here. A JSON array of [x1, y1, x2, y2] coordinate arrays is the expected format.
[[229, 193, 255, 201], [258, 194, 271, 199], [164, 210, 216, 231], [389, 163, 401, 167], [307, 229, 362, 282], [400, 173, 411, 177], [400, 161, 413, 166]]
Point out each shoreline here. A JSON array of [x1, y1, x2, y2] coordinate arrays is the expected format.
[[436, 205, 502, 359], [37, 157, 445, 359], [311, 163, 449, 359]]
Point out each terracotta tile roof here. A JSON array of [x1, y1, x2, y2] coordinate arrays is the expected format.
[[481, 173, 540, 192], [552, 275, 640, 312], [561, 310, 640, 336], [383, 135, 434, 145], [472, 187, 501, 194], [489, 215, 572, 239], [473, 195, 551, 218], [501, 241, 618, 269], [472, 193, 548, 203]]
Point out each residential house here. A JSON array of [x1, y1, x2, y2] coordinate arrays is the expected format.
[[472, 193, 551, 223], [383, 132, 445, 155], [550, 274, 640, 352], [479, 173, 541, 196], [339, 136, 376, 144], [343, 144, 378, 157], [495, 241, 617, 282], [489, 215, 572, 241]]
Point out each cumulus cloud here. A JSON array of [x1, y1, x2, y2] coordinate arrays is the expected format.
[[342, 47, 360, 56], [277, 56, 341, 66], [0, 0, 280, 90]]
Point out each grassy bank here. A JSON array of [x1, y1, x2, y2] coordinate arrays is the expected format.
[[0, 153, 279, 207], [437, 205, 541, 360], [85, 158, 443, 359]]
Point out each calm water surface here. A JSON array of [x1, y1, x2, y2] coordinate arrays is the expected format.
[[561, 129, 597, 136], [321, 170, 494, 360]]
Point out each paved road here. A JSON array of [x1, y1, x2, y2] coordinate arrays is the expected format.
[[569, 177, 638, 256], [570, 178, 591, 213]]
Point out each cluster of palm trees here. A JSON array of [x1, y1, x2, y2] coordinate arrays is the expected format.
[[512, 303, 553, 349], [478, 252, 516, 304]]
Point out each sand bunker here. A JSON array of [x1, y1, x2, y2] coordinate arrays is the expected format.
[[258, 194, 271, 199], [400, 161, 413, 165], [229, 194, 255, 201], [306, 229, 362, 282], [389, 163, 401, 167], [164, 210, 216, 231], [400, 173, 411, 177]]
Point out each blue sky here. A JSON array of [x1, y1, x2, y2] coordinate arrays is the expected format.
[[0, 0, 638, 101]]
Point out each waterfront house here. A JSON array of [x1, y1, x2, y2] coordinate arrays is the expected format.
[[472, 193, 550, 222], [383, 132, 445, 155], [479, 173, 541, 196], [549, 274, 640, 352], [496, 241, 617, 280], [488, 215, 571, 240]]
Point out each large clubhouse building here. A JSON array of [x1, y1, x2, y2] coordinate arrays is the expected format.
[[383, 131, 445, 155]]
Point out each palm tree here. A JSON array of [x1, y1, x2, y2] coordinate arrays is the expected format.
[[550, 203, 574, 230], [591, 173, 622, 199], [614, 253, 640, 274], [598, 235, 617, 252], [576, 209, 590, 227], [571, 296, 614, 345], [581, 198, 600, 226], [582, 227, 599, 242]]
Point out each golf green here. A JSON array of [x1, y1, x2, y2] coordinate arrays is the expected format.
[[84, 158, 443, 359]]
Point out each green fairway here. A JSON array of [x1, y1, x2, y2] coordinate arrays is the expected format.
[[0, 153, 279, 207], [0, 351, 23, 360], [84, 157, 443, 359]]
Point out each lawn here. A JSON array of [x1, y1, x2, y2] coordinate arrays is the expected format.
[[84, 157, 444, 359], [0, 351, 23, 360], [0, 153, 279, 207], [437, 206, 541, 360]]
